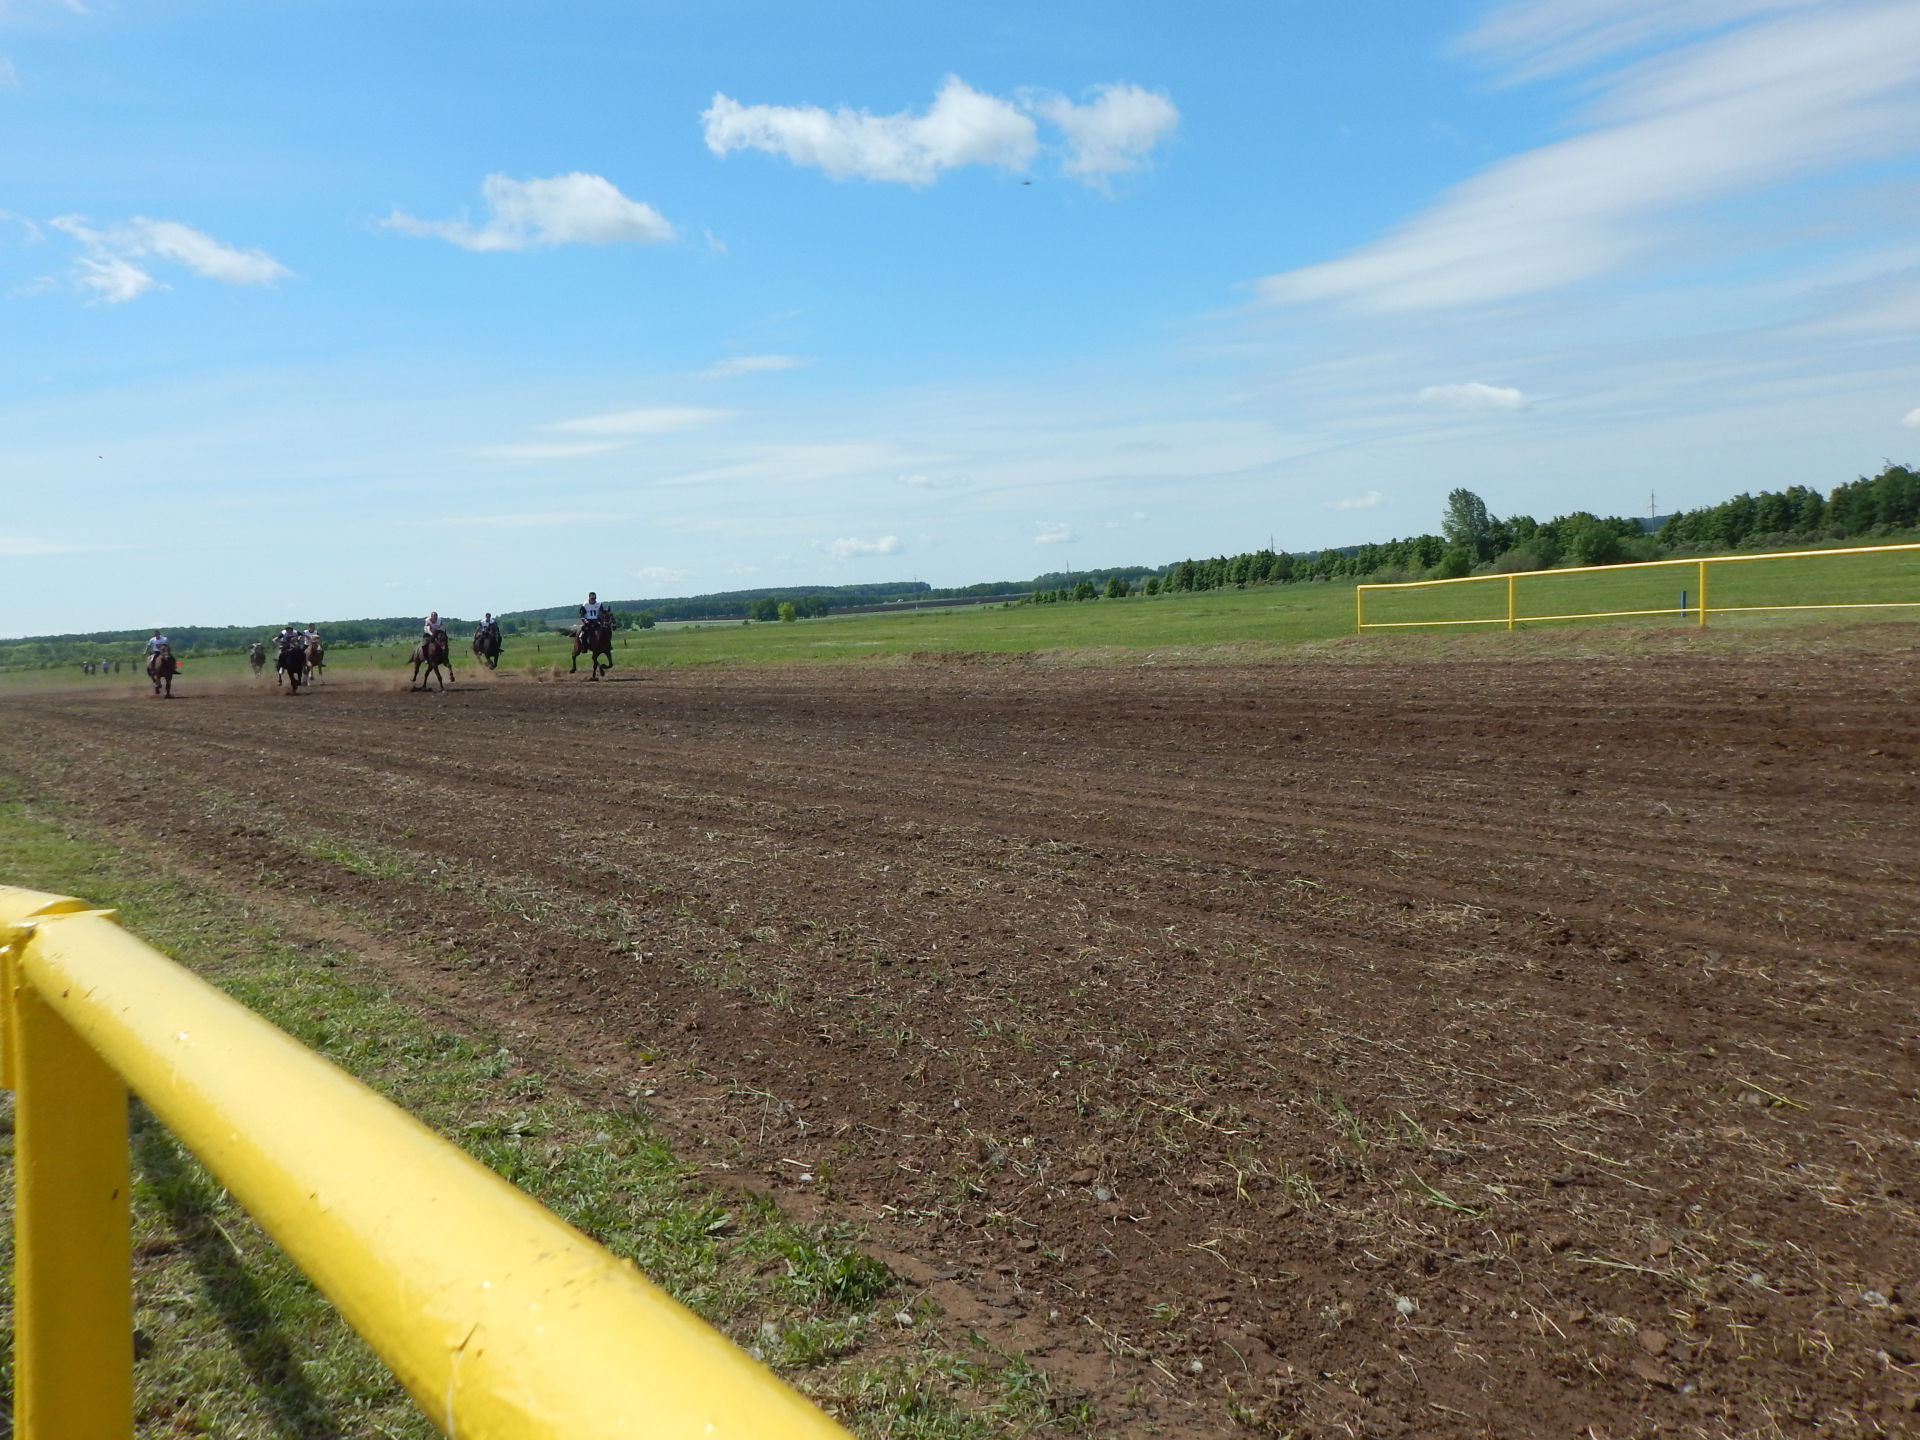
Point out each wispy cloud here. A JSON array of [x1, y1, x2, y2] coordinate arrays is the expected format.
[[1029, 83, 1178, 183], [50, 215, 289, 303], [1034, 522, 1076, 545], [1417, 381, 1530, 410], [704, 77, 1037, 185], [546, 406, 731, 436], [452, 508, 630, 525], [1260, 1, 1920, 311], [1328, 490, 1385, 510], [696, 354, 808, 379], [0, 58, 19, 89], [1902, 407, 1920, 427], [632, 565, 689, 586], [469, 441, 623, 463], [385, 173, 675, 251], [825, 534, 902, 558], [0, 536, 105, 556], [898, 471, 972, 490]]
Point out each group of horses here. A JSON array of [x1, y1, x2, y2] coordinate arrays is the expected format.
[[248, 636, 326, 693], [152, 618, 613, 699], [410, 618, 612, 691]]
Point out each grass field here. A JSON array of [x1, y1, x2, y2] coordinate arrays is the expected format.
[[7, 541, 1919, 690], [1359, 542, 1920, 631]]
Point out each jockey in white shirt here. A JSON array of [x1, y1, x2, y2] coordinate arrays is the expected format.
[[146, 631, 169, 656], [576, 592, 606, 637]]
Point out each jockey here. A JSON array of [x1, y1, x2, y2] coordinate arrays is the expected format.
[[305, 624, 322, 646], [275, 624, 300, 652], [145, 631, 169, 656], [480, 611, 497, 634], [576, 592, 607, 637], [423, 610, 444, 639]]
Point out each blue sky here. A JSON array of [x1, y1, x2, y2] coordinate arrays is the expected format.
[[4, 0, 1919, 635]]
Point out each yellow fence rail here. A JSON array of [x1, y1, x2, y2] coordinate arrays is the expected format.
[[1353, 541, 1920, 633], [0, 885, 854, 1440]]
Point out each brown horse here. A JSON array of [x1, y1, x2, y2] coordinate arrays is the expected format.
[[471, 623, 501, 669], [276, 638, 308, 694], [570, 616, 614, 679], [411, 630, 455, 691], [305, 638, 326, 682], [146, 647, 178, 698], [248, 641, 265, 676]]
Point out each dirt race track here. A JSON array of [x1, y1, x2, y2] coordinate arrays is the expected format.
[[4, 645, 1919, 1438]]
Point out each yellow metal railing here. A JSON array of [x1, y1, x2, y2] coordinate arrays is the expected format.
[[1354, 541, 1920, 633], [0, 885, 855, 1440]]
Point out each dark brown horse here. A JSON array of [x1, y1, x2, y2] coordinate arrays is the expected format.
[[305, 638, 326, 682], [248, 641, 265, 676], [570, 616, 614, 679], [471, 623, 501, 669], [146, 647, 178, 698], [411, 630, 455, 691], [276, 638, 308, 694]]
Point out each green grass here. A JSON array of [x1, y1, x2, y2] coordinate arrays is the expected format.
[[0, 783, 1080, 1438], [1359, 543, 1920, 631], [7, 540, 1919, 691]]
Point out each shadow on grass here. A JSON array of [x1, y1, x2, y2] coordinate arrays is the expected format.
[[132, 1107, 345, 1440]]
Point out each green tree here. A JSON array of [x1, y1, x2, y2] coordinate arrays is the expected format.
[[1104, 575, 1130, 598], [634, 611, 658, 630], [777, 601, 797, 622], [1442, 489, 1497, 561]]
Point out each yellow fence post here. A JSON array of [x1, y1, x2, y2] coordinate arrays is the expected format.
[[1506, 573, 1516, 631], [3, 925, 134, 1440], [1698, 559, 1709, 628], [1355, 585, 1364, 634]]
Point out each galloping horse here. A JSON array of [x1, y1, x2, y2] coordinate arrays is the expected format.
[[305, 638, 326, 683], [276, 637, 309, 694], [471, 623, 502, 670], [248, 642, 265, 676], [570, 616, 614, 679], [411, 629, 455, 691], [146, 646, 178, 698]]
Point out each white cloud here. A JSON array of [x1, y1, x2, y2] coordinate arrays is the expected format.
[[696, 354, 807, 379], [703, 76, 1037, 185], [50, 214, 287, 301], [1034, 522, 1076, 545], [546, 406, 731, 436], [1328, 490, 1385, 510], [73, 251, 155, 303], [825, 534, 902, 558], [385, 173, 675, 251], [1417, 382, 1531, 410], [633, 565, 689, 586], [1901, 407, 1920, 427], [1260, 1, 1920, 311], [453, 509, 630, 526], [0, 536, 102, 556], [898, 471, 971, 489], [469, 441, 623, 463], [1458, 0, 1821, 82], [1031, 83, 1178, 181], [0, 58, 19, 89], [122, 218, 289, 285]]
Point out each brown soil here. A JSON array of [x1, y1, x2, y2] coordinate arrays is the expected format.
[[4, 650, 1918, 1438]]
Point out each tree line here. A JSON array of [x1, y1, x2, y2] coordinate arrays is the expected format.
[[4, 462, 1912, 668]]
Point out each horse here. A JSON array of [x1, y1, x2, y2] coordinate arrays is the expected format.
[[471, 623, 502, 670], [146, 647, 178, 698], [570, 616, 614, 679], [411, 629, 455, 691], [248, 642, 265, 676], [276, 638, 309, 694], [305, 638, 326, 683]]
